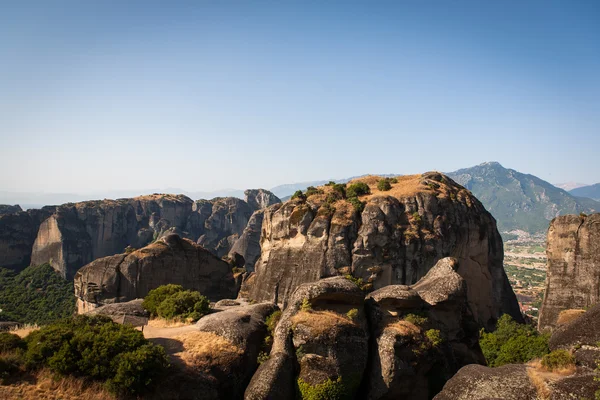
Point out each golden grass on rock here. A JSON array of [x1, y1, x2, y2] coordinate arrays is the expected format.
[[291, 310, 357, 336], [386, 320, 421, 337], [556, 309, 586, 326], [172, 331, 244, 371]]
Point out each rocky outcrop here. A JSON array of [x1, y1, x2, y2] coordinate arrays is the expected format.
[[0, 205, 22, 215], [197, 197, 255, 258], [0, 207, 55, 271], [435, 305, 600, 400], [73, 234, 236, 313], [247, 173, 520, 329], [85, 298, 149, 319], [228, 210, 265, 272], [244, 189, 281, 211], [31, 195, 194, 278], [538, 213, 600, 331], [245, 276, 368, 400], [365, 258, 484, 399]]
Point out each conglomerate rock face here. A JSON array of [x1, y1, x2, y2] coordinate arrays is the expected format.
[[244, 258, 485, 400], [538, 213, 600, 331], [247, 172, 521, 330], [73, 234, 236, 313]]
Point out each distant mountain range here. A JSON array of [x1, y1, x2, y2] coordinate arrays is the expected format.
[[447, 162, 600, 235], [569, 183, 600, 201], [2, 164, 599, 236], [553, 182, 589, 191]]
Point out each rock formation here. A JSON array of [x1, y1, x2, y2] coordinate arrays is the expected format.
[[27, 190, 280, 279], [245, 258, 485, 400], [0, 205, 22, 215], [435, 304, 600, 400], [538, 213, 600, 331], [246, 173, 521, 329], [244, 189, 281, 211], [228, 210, 265, 271], [0, 207, 55, 271], [73, 234, 236, 313]]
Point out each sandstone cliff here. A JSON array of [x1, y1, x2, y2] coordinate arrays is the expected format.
[[247, 173, 520, 329], [538, 213, 600, 331], [73, 234, 236, 313]]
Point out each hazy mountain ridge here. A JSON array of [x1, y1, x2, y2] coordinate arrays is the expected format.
[[447, 162, 600, 234], [569, 183, 600, 201]]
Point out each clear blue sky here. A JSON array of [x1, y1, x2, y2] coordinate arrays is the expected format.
[[1, 0, 599, 193]]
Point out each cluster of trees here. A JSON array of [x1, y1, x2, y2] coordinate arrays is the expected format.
[[142, 284, 210, 321], [0, 264, 75, 325], [479, 314, 549, 366], [0, 315, 169, 394]]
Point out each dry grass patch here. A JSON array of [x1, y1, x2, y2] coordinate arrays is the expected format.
[[526, 359, 577, 400], [172, 331, 243, 371], [148, 318, 193, 329], [386, 320, 421, 337], [291, 310, 356, 336], [556, 309, 586, 326], [9, 323, 39, 338], [0, 369, 116, 400]]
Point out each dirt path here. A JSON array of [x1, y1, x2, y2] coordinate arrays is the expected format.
[[142, 323, 198, 339]]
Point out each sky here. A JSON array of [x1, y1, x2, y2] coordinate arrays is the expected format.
[[1, 0, 599, 195]]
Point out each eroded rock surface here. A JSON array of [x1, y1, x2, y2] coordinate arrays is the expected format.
[[228, 210, 265, 272], [538, 213, 600, 331], [0, 205, 22, 215], [248, 173, 520, 329], [244, 189, 281, 211], [74, 234, 236, 313]]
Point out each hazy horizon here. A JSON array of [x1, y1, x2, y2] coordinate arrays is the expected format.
[[2, 1, 599, 194]]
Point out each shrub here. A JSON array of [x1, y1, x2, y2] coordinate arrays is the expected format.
[[344, 274, 365, 290], [346, 309, 359, 321], [425, 329, 443, 347], [300, 298, 312, 312], [23, 315, 168, 395], [331, 184, 347, 199], [348, 197, 366, 213], [106, 344, 169, 395], [404, 313, 428, 326], [142, 284, 184, 317], [412, 212, 422, 225], [346, 182, 370, 198], [377, 179, 391, 191], [297, 376, 350, 400], [541, 350, 575, 371], [306, 186, 323, 197], [0, 332, 26, 352], [479, 314, 550, 367], [318, 202, 336, 217], [292, 190, 307, 201], [156, 290, 210, 321], [390, 177, 398, 183], [325, 181, 336, 186], [266, 310, 282, 334], [257, 351, 269, 365]]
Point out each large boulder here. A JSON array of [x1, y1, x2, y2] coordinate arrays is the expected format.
[[365, 258, 485, 400], [538, 213, 600, 331], [248, 173, 521, 330], [245, 276, 369, 400], [73, 234, 236, 313]]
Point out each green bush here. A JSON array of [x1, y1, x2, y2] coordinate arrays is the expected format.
[[479, 314, 550, 367], [346, 309, 359, 321], [425, 329, 443, 347], [106, 344, 169, 395], [300, 298, 312, 312], [0, 332, 26, 352], [306, 186, 323, 197], [292, 190, 307, 201], [0, 264, 75, 325], [348, 197, 366, 213], [344, 274, 365, 290], [142, 284, 184, 317], [297, 376, 350, 400], [390, 177, 399, 183], [541, 350, 575, 371], [346, 182, 370, 198], [404, 313, 428, 326], [266, 310, 282, 334], [156, 290, 210, 321], [23, 315, 168, 395], [325, 181, 336, 186], [331, 184, 347, 198], [377, 179, 392, 191]]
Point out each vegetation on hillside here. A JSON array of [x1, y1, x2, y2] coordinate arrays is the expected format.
[[0, 315, 169, 395], [0, 264, 75, 325], [479, 314, 549, 367], [142, 284, 210, 322]]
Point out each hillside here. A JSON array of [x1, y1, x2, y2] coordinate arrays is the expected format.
[[570, 183, 600, 201], [447, 162, 600, 235]]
